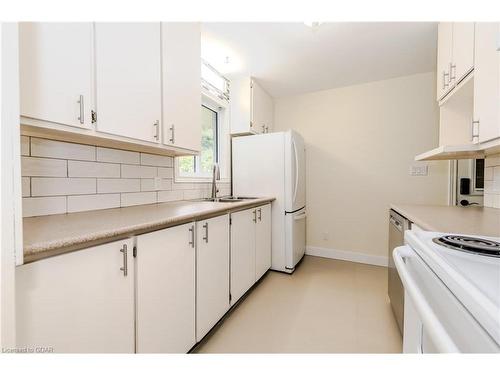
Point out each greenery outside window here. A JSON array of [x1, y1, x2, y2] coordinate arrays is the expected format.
[[178, 104, 219, 178]]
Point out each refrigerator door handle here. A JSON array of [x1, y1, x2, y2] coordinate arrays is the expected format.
[[292, 137, 299, 206]]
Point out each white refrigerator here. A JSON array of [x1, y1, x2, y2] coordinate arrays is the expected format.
[[232, 130, 306, 273]]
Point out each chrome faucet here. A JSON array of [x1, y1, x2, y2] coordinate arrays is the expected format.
[[211, 163, 220, 200]]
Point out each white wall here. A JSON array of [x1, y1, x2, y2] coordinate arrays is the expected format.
[[274, 71, 449, 259]]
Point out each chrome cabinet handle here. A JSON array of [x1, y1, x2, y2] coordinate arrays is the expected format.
[[442, 71, 449, 89], [203, 222, 208, 243], [120, 244, 128, 277], [78, 95, 84, 124], [471, 120, 480, 141], [449, 62, 456, 83], [253, 209, 257, 223], [258, 208, 262, 222], [169, 124, 175, 144], [153, 120, 159, 141], [189, 225, 195, 248]]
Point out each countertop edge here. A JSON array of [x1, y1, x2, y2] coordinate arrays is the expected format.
[[23, 198, 275, 263], [389, 204, 437, 232]]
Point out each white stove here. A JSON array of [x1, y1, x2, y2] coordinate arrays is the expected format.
[[394, 229, 500, 353]]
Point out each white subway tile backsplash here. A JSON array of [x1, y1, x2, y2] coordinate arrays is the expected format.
[[31, 138, 95, 161], [121, 164, 157, 178], [23, 196, 67, 217], [484, 194, 500, 209], [20, 137, 230, 216], [140, 178, 172, 191], [67, 194, 121, 213], [485, 155, 500, 168], [485, 167, 494, 181], [97, 178, 140, 193], [183, 190, 204, 200], [21, 136, 30, 156], [157, 167, 174, 179], [485, 179, 500, 194], [97, 147, 140, 165], [22, 156, 67, 177], [121, 191, 157, 207], [140, 153, 173, 167], [493, 166, 500, 180], [157, 190, 184, 202], [22, 177, 30, 197], [484, 154, 500, 209], [31, 177, 96, 197], [68, 160, 120, 178]]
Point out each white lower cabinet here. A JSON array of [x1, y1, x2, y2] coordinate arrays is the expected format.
[[255, 204, 272, 281], [230, 204, 272, 306], [136, 223, 196, 353], [16, 239, 135, 353], [230, 208, 257, 305], [196, 215, 230, 341], [16, 205, 271, 352]]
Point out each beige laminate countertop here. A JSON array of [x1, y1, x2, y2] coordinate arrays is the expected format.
[[23, 197, 274, 263], [390, 204, 500, 237]]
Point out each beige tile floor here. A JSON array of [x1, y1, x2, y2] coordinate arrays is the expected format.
[[194, 255, 402, 353]]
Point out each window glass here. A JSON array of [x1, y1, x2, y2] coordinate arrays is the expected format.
[[178, 105, 218, 177]]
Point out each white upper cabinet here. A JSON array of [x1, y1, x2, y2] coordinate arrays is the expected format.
[[196, 215, 230, 341], [251, 79, 274, 134], [162, 23, 201, 151], [230, 76, 274, 135], [437, 23, 453, 100], [16, 239, 135, 353], [94, 23, 162, 143], [136, 223, 196, 353], [451, 23, 475, 84], [19, 22, 93, 129], [474, 23, 500, 143], [436, 22, 475, 101]]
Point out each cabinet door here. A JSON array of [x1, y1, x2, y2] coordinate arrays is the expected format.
[[16, 239, 135, 353], [436, 22, 453, 100], [162, 23, 201, 151], [230, 208, 256, 305], [230, 76, 253, 135], [255, 204, 272, 281], [136, 223, 196, 353], [196, 215, 230, 341], [19, 22, 93, 129], [451, 23, 475, 84], [251, 79, 274, 134], [474, 23, 500, 143], [95, 23, 162, 143]]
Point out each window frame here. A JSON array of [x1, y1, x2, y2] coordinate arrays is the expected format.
[[174, 90, 230, 183]]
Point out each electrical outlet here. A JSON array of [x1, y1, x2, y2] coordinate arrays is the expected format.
[[410, 165, 428, 176], [153, 177, 161, 190]]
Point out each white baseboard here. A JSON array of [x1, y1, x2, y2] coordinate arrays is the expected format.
[[306, 246, 388, 267]]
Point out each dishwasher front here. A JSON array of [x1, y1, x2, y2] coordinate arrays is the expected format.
[[388, 209, 411, 335]]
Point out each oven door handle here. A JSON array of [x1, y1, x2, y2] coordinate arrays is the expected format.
[[393, 246, 459, 353]]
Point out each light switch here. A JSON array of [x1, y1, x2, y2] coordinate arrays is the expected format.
[[410, 165, 428, 176]]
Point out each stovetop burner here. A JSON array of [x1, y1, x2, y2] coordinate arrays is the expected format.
[[432, 235, 500, 258]]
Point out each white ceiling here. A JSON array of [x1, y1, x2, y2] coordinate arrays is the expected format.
[[201, 22, 438, 98]]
